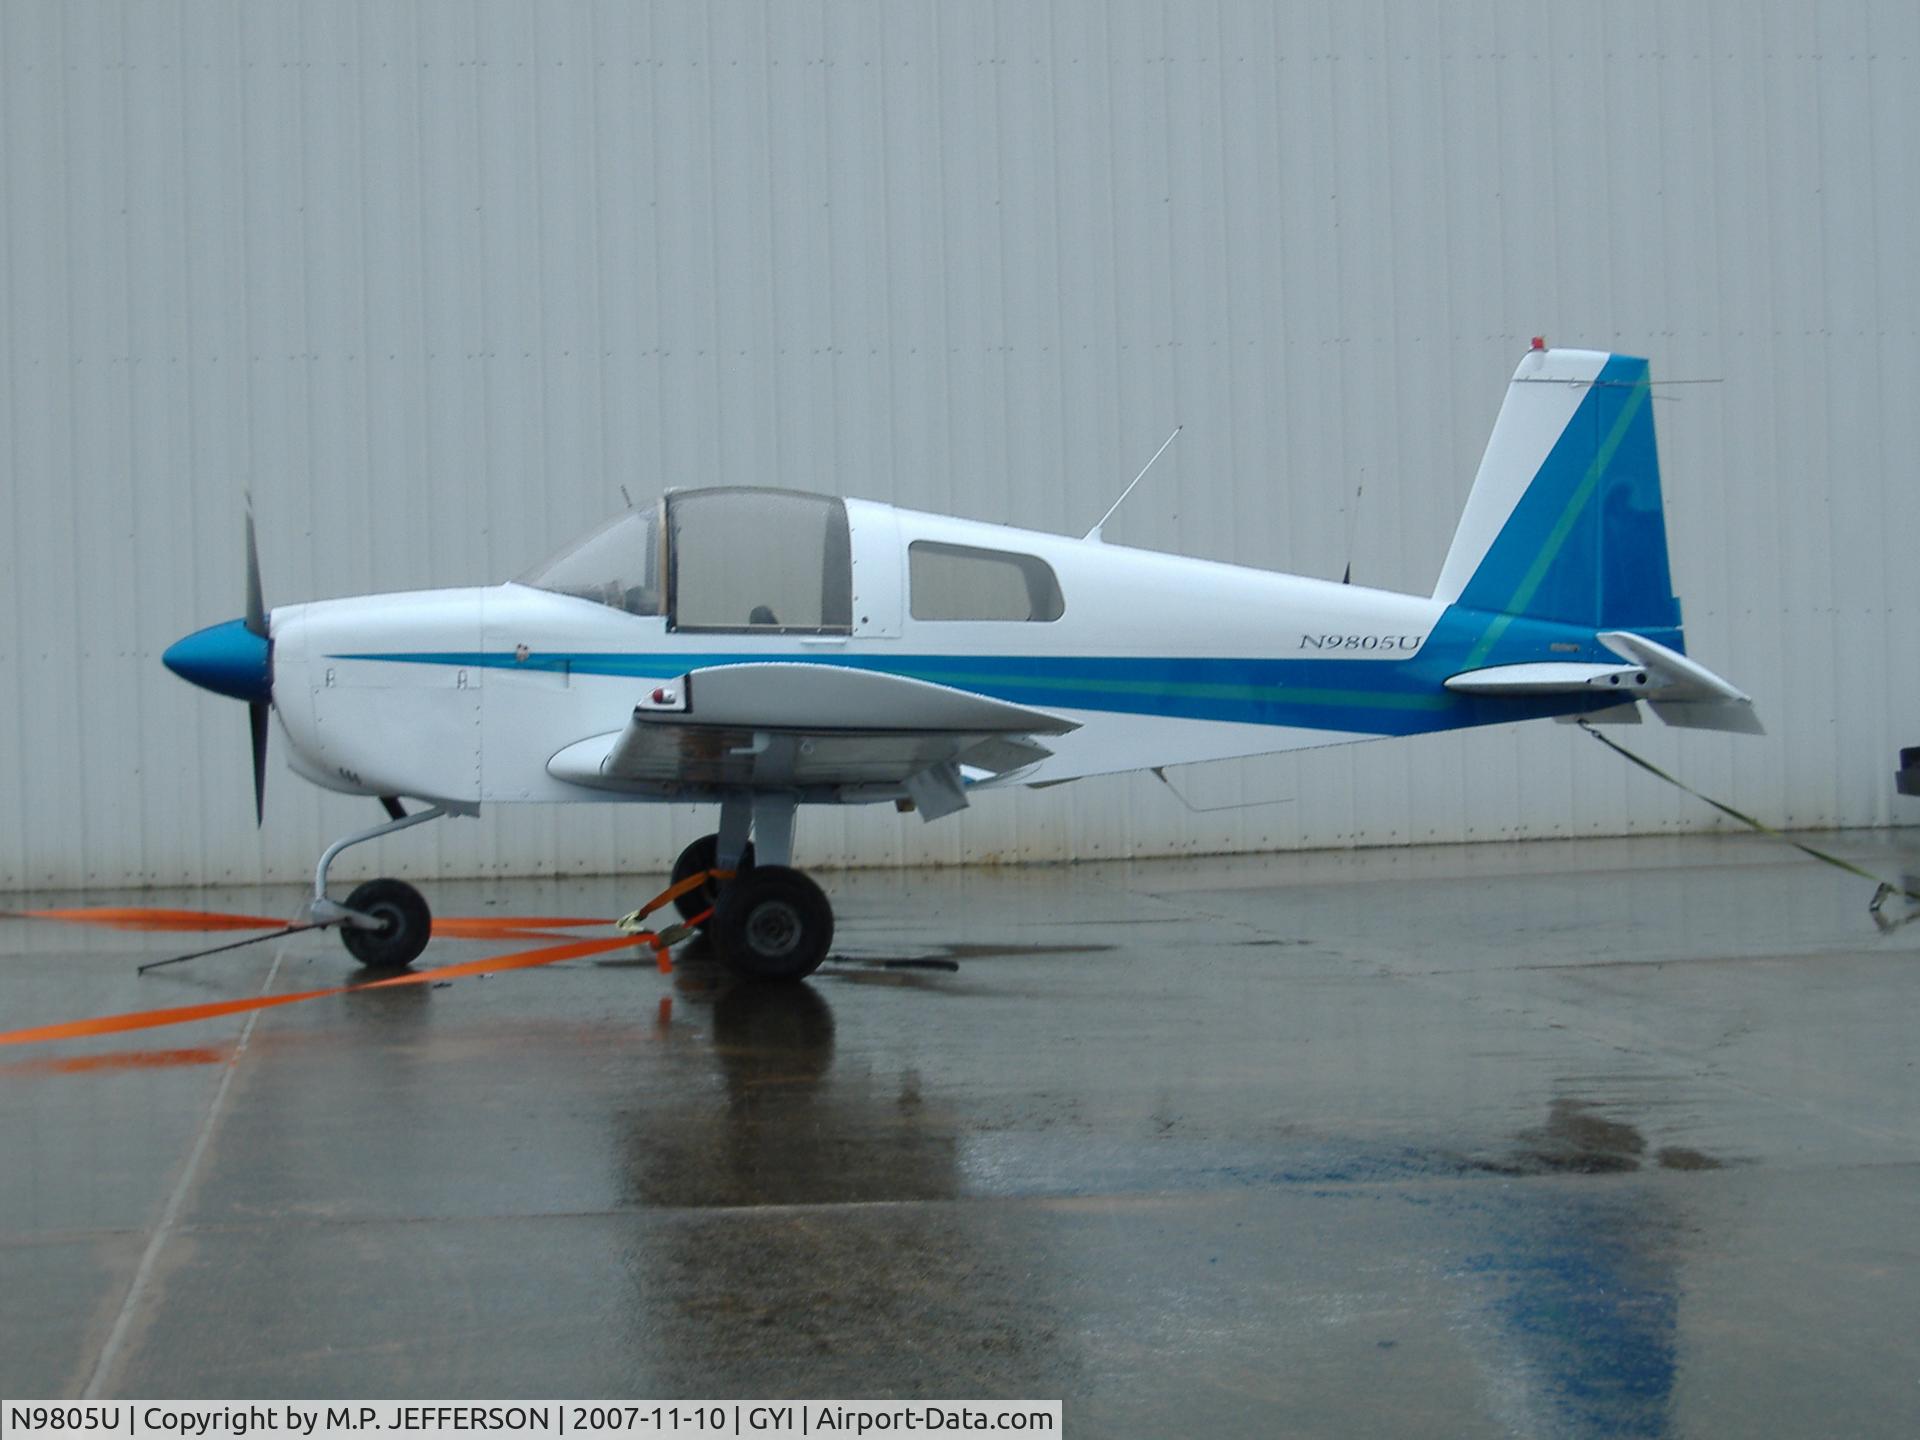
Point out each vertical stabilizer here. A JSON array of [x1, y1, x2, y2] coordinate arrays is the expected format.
[[1435, 349, 1681, 638]]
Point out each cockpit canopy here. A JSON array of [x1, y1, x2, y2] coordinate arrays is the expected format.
[[518, 488, 852, 633]]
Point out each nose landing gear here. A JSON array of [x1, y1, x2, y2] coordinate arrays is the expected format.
[[305, 800, 458, 970]]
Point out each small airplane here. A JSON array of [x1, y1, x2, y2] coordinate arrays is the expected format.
[[162, 343, 1756, 981]]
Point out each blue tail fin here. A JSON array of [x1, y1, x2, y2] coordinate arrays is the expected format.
[[1434, 350, 1681, 638]]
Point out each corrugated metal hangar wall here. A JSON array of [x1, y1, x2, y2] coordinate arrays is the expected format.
[[2, 1, 1916, 890]]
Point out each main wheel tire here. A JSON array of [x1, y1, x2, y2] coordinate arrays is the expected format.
[[339, 877, 432, 970], [710, 865, 833, 982], [670, 833, 755, 929]]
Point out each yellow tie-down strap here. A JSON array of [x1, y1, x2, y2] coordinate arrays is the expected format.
[[1579, 720, 1920, 916]]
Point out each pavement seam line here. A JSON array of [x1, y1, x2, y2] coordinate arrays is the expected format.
[[81, 949, 285, 1398]]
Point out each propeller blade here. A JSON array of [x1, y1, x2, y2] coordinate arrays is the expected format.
[[249, 699, 269, 826], [244, 505, 267, 639], [244, 502, 273, 824]]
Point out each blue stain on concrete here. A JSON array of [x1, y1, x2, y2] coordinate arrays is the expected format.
[[1463, 1198, 1679, 1438]]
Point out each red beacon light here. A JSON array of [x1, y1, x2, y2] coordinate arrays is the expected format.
[[1531, 335, 1548, 351]]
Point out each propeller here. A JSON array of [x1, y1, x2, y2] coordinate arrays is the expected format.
[[244, 505, 271, 826], [160, 505, 277, 825]]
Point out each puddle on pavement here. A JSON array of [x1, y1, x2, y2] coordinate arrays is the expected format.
[[1478, 1100, 1729, 1177]]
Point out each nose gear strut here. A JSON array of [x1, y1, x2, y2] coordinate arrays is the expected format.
[[303, 801, 459, 969]]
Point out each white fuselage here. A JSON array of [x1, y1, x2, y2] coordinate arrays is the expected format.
[[270, 499, 1447, 807]]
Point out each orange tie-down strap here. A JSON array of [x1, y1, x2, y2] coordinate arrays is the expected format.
[[0, 933, 644, 1049], [3, 907, 294, 933], [3, 907, 615, 943], [0, 870, 728, 1050]]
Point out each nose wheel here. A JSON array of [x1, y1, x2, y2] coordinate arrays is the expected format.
[[338, 878, 433, 970]]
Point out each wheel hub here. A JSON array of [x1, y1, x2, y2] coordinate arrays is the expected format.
[[745, 900, 803, 957], [709, 863, 832, 981]]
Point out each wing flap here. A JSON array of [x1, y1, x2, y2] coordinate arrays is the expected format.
[[551, 726, 1013, 790]]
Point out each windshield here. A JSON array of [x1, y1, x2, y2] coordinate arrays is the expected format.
[[516, 505, 662, 615]]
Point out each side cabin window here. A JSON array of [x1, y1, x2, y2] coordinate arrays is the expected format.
[[668, 488, 852, 633], [517, 505, 663, 616], [909, 541, 1064, 622]]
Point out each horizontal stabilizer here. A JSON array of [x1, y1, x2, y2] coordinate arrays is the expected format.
[[1445, 662, 1656, 697], [1597, 631, 1764, 734], [1595, 632, 1744, 703], [1448, 635, 1760, 733], [1646, 700, 1765, 734]]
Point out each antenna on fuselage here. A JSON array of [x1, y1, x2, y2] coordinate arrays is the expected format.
[[1086, 426, 1182, 542], [1340, 476, 1365, 584]]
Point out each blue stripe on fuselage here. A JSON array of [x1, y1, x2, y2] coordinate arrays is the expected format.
[[329, 606, 1685, 739]]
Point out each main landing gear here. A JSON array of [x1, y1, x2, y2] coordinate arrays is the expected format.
[[670, 791, 833, 982]]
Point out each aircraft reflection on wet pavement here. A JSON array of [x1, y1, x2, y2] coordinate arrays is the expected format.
[[620, 951, 959, 1211], [611, 953, 1705, 1435]]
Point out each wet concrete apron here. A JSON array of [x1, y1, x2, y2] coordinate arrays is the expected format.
[[3, 831, 1918, 1437]]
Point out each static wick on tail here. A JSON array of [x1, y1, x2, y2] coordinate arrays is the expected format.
[[1087, 426, 1183, 542]]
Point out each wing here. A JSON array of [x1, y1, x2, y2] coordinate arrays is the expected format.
[[546, 663, 1079, 818]]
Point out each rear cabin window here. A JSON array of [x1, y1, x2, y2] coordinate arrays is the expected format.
[[668, 488, 852, 632], [909, 541, 1064, 622]]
